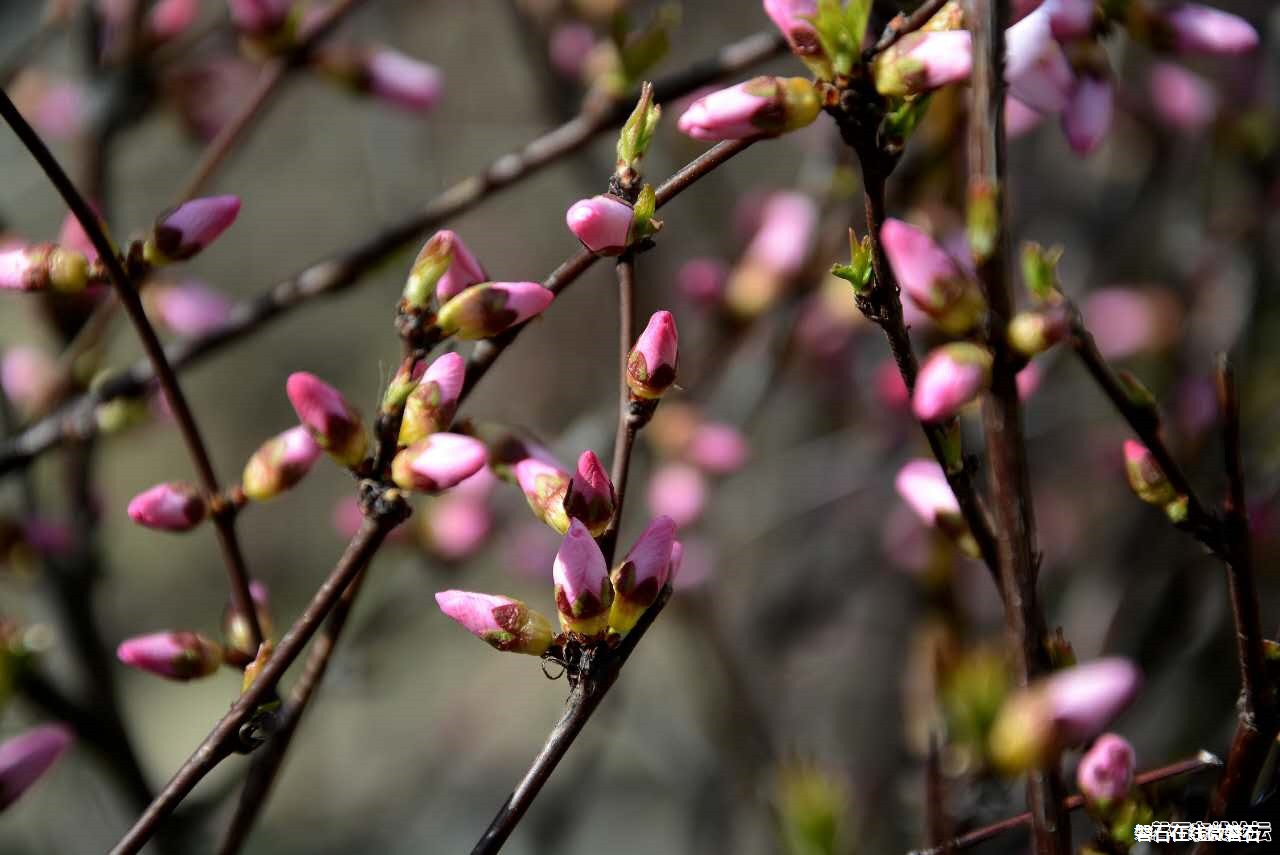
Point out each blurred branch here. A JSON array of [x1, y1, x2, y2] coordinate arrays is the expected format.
[[470, 585, 674, 854], [0, 31, 785, 476], [966, 1, 1067, 852], [864, 0, 952, 59], [0, 88, 265, 649], [908, 751, 1222, 855]]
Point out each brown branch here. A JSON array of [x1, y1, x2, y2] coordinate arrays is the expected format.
[[107, 499, 408, 855], [470, 585, 674, 855], [909, 752, 1223, 855], [0, 31, 784, 476], [0, 88, 264, 650], [598, 253, 638, 564], [967, 2, 1067, 853]]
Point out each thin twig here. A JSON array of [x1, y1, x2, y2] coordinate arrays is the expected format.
[[599, 253, 638, 564], [107, 503, 408, 855], [470, 585, 674, 855], [0, 90, 265, 650], [908, 752, 1222, 855], [966, 1, 1067, 852], [0, 32, 785, 475], [865, 0, 952, 59]]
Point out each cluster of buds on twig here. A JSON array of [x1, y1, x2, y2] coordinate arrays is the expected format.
[[435, 514, 681, 656]]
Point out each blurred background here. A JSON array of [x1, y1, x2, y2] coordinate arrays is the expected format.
[[0, 0, 1277, 852]]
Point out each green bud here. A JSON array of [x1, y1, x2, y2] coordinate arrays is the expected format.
[[830, 229, 874, 295], [616, 82, 661, 177], [1020, 242, 1064, 303]]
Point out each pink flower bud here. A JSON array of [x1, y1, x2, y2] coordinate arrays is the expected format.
[[677, 76, 820, 141], [566, 194, 634, 256], [564, 450, 616, 537], [1043, 0, 1094, 41], [148, 0, 199, 41], [10, 72, 86, 142], [1082, 288, 1176, 359], [990, 658, 1141, 771], [286, 371, 368, 467], [116, 631, 224, 680], [391, 432, 487, 493], [553, 520, 614, 636], [148, 195, 242, 263], [364, 48, 442, 112], [434, 590, 553, 655], [150, 280, 233, 337], [913, 343, 993, 422], [242, 425, 322, 501], [1149, 62, 1218, 132], [1077, 733, 1136, 806], [678, 257, 728, 307], [1, 346, 57, 413], [881, 219, 984, 334], [227, 0, 293, 36], [609, 515, 676, 635], [404, 230, 487, 306], [1124, 439, 1177, 506], [422, 497, 492, 562], [1062, 74, 1112, 156], [874, 31, 973, 97], [0, 246, 45, 292], [895, 459, 960, 527], [1162, 4, 1258, 55], [646, 463, 707, 528], [1006, 95, 1046, 138], [1007, 9, 1074, 113], [626, 310, 679, 400], [1016, 363, 1042, 401], [745, 192, 818, 279], [0, 724, 73, 810], [127, 482, 207, 532], [514, 456, 572, 533], [549, 23, 597, 80], [399, 352, 465, 445], [436, 281, 555, 340], [763, 0, 821, 60], [686, 423, 749, 475]]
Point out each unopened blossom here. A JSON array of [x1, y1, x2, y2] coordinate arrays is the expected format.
[[1007, 8, 1073, 113], [421, 496, 492, 562], [762, 0, 824, 65], [913, 343, 993, 422], [989, 658, 1142, 771], [1082, 288, 1175, 359], [566, 194, 634, 256], [677, 76, 820, 141], [896, 460, 961, 528], [553, 520, 614, 636], [549, 22, 597, 80], [116, 631, 224, 680], [0, 725, 73, 811], [436, 281, 554, 340], [609, 515, 677, 635], [686, 423, 749, 475], [0, 246, 46, 292], [149, 280, 234, 337], [146, 195, 242, 264], [678, 257, 728, 307], [744, 192, 818, 280], [1077, 733, 1136, 807], [227, 0, 294, 37], [1149, 62, 1218, 132], [1, 346, 57, 414], [874, 31, 973, 97], [148, 0, 199, 41], [1160, 4, 1258, 56], [881, 219, 984, 334], [390, 433, 488, 493], [1062, 74, 1113, 156], [242, 425, 322, 501], [1043, 0, 1093, 41], [403, 230, 487, 306], [127, 482, 207, 532], [626, 311, 679, 400], [286, 372, 368, 467], [513, 454, 572, 533], [364, 48, 443, 112], [435, 590, 553, 655], [10, 71, 86, 141], [563, 451, 616, 537], [399, 352, 465, 445], [1124, 440, 1177, 507], [647, 462, 707, 528]]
